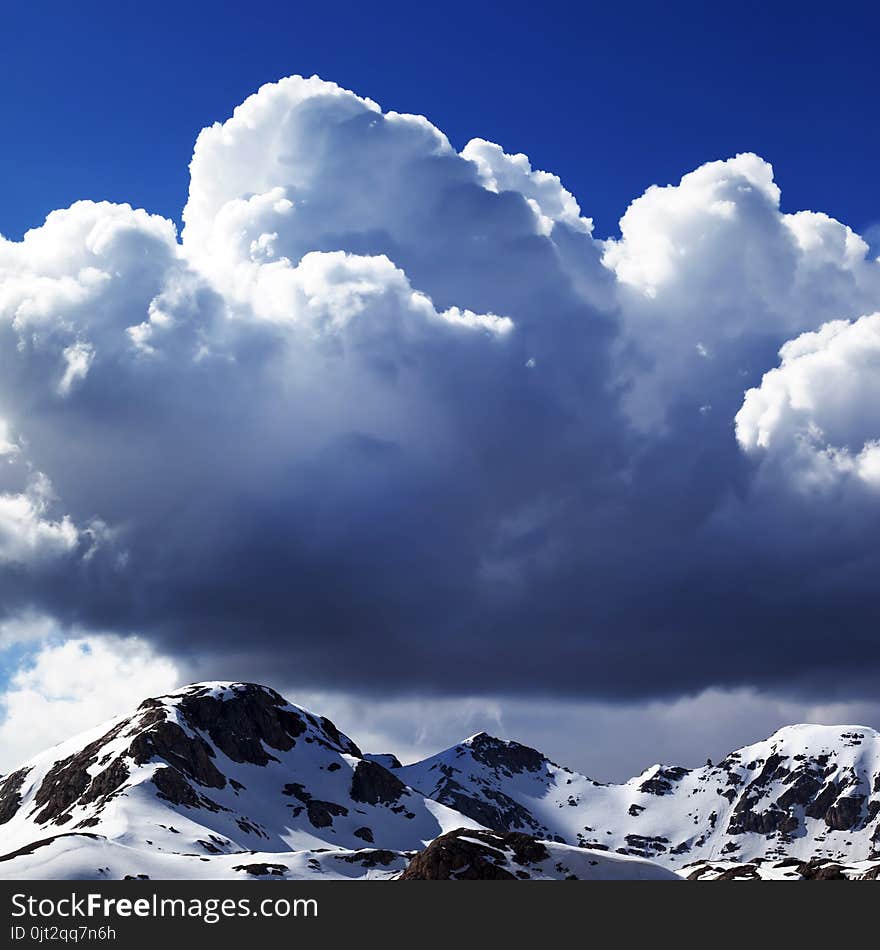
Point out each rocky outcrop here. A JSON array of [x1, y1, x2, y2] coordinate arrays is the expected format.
[[797, 860, 847, 880], [31, 723, 129, 825], [824, 796, 864, 831], [163, 685, 313, 764], [639, 766, 691, 796], [233, 863, 288, 876], [400, 829, 550, 880], [130, 720, 226, 789], [350, 760, 407, 805], [467, 734, 547, 774], [0, 769, 31, 825], [432, 778, 542, 836]]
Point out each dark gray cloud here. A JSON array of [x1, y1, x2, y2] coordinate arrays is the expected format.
[[0, 77, 879, 709]]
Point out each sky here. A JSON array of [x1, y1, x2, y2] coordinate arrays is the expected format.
[[0, 2, 879, 780]]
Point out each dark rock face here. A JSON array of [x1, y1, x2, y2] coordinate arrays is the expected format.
[[437, 782, 542, 836], [233, 863, 288, 876], [713, 865, 761, 881], [130, 720, 225, 789], [140, 683, 360, 769], [639, 766, 691, 796], [777, 773, 822, 809], [468, 734, 546, 774], [620, 834, 669, 857], [338, 849, 399, 868], [353, 826, 374, 843], [282, 782, 310, 801], [805, 782, 841, 820], [350, 760, 407, 806], [172, 686, 306, 765], [727, 799, 797, 836], [825, 796, 864, 831], [32, 722, 129, 825], [306, 800, 349, 828], [400, 829, 550, 880], [280, 780, 348, 828], [0, 769, 31, 825], [316, 715, 362, 757], [152, 767, 211, 810], [797, 860, 847, 880]]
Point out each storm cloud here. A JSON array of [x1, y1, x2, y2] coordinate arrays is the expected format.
[[1, 75, 879, 707]]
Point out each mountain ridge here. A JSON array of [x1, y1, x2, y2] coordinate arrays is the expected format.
[[2, 681, 880, 880]]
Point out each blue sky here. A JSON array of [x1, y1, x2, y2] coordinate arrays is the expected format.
[[2, 2, 877, 241], [1, 3, 880, 778]]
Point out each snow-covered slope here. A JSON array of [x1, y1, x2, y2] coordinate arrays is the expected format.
[[398, 725, 880, 871], [4, 683, 879, 880], [0, 682, 478, 880]]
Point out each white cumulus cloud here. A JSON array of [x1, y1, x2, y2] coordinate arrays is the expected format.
[[0, 74, 877, 707], [736, 312, 880, 490], [0, 635, 181, 770]]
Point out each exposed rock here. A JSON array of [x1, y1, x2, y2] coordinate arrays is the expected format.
[[805, 781, 841, 820], [130, 721, 226, 789], [350, 760, 407, 806], [338, 849, 399, 868], [0, 768, 31, 825], [727, 799, 797, 836], [436, 782, 542, 836], [31, 722, 128, 824], [353, 826, 375, 843], [306, 799, 349, 828], [317, 715, 362, 757], [467, 734, 546, 774], [639, 766, 690, 796], [777, 773, 821, 809], [152, 767, 205, 809], [796, 860, 847, 880], [173, 685, 307, 765], [622, 834, 669, 855], [233, 863, 288, 876], [825, 796, 864, 831], [714, 864, 761, 881], [80, 759, 130, 807], [400, 829, 550, 880]]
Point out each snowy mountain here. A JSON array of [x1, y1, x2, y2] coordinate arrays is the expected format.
[[398, 725, 880, 872], [0, 683, 477, 880], [2, 682, 880, 880]]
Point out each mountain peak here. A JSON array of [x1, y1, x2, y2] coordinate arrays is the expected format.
[[461, 732, 550, 774], [0, 680, 483, 877]]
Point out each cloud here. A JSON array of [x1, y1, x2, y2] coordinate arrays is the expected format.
[[602, 154, 880, 429], [0, 473, 80, 564], [0, 634, 181, 770], [0, 75, 878, 712], [736, 313, 880, 491]]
